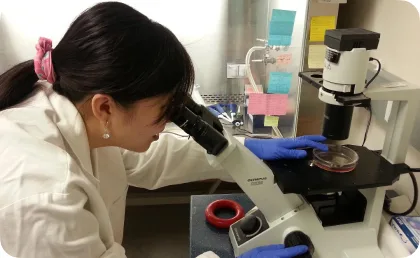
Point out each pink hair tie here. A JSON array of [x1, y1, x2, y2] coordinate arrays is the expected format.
[[34, 37, 56, 84]]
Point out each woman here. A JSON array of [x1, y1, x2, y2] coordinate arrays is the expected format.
[[0, 2, 327, 257]]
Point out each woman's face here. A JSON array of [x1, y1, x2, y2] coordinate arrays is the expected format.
[[87, 94, 170, 152], [110, 95, 169, 153]]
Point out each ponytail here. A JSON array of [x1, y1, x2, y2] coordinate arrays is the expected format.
[[0, 61, 38, 111]]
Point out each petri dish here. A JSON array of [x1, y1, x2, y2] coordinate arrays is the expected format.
[[313, 145, 359, 173]]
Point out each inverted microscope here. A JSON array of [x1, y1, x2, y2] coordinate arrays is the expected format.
[[172, 28, 420, 257]]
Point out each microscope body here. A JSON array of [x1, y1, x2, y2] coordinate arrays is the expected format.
[[212, 133, 385, 258], [172, 95, 387, 258], [172, 28, 420, 258]]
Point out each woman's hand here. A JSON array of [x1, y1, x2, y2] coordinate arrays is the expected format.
[[196, 244, 308, 258], [239, 244, 308, 258], [244, 135, 328, 160]]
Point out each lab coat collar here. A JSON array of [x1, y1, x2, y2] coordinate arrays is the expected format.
[[47, 88, 94, 178]]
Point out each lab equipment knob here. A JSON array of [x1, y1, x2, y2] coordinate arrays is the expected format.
[[240, 215, 262, 237], [284, 231, 314, 258]]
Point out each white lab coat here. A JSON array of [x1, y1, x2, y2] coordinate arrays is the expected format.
[[0, 84, 232, 258]]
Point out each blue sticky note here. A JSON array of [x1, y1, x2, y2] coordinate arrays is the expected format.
[[268, 9, 296, 46], [269, 10, 296, 36], [269, 21, 294, 36], [268, 35, 292, 46], [271, 9, 297, 23], [267, 72, 293, 94]]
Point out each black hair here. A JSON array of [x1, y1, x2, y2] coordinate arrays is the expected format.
[[0, 2, 194, 122]]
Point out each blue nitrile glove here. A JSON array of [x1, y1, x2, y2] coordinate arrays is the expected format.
[[239, 244, 308, 258], [244, 135, 328, 160], [208, 106, 221, 117]]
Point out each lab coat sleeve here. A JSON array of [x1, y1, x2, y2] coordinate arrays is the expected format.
[[0, 189, 127, 258], [122, 133, 234, 190]]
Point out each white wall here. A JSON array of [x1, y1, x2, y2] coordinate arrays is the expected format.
[[339, 0, 420, 213], [0, 0, 227, 88]]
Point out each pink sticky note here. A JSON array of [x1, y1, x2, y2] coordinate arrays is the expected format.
[[277, 53, 292, 65], [248, 93, 288, 115], [267, 94, 288, 115], [245, 84, 263, 94], [248, 93, 267, 115]]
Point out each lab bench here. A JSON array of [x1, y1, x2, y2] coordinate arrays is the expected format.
[[189, 193, 254, 258], [127, 182, 241, 206]]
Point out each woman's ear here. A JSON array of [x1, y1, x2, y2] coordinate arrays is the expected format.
[[91, 94, 116, 124]]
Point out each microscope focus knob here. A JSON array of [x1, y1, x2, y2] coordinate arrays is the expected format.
[[284, 231, 314, 258], [240, 215, 262, 237]]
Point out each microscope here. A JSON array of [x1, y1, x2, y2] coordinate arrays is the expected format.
[[172, 28, 420, 258]]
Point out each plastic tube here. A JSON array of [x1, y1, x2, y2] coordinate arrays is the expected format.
[[245, 46, 266, 93]]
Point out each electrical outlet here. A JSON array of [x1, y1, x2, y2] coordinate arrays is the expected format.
[[227, 64, 247, 78], [227, 64, 239, 78], [238, 64, 247, 77]]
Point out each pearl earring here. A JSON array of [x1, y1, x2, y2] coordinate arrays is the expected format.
[[103, 121, 110, 139]]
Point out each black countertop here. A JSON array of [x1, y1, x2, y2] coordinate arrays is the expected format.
[[189, 194, 254, 258]]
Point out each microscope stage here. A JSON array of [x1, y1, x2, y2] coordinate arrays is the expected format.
[[265, 145, 409, 195]]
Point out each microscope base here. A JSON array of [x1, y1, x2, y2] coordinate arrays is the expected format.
[[229, 188, 386, 258]]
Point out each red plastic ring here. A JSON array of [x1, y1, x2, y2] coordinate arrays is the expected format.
[[205, 199, 245, 229]]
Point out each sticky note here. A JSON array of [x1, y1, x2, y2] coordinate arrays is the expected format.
[[267, 72, 292, 94], [248, 94, 288, 116], [277, 53, 292, 65], [309, 16, 336, 42], [264, 116, 279, 127], [308, 45, 326, 69], [271, 9, 297, 23], [269, 21, 294, 36], [248, 94, 267, 115], [267, 94, 288, 115], [268, 35, 292, 46], [268, 9, 296, 46], [245, 84, 264, 94]]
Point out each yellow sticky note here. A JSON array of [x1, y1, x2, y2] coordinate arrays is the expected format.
[[264, 116, 279, 127], [308, 45, 326, 69], [310, 16, 336, 42]]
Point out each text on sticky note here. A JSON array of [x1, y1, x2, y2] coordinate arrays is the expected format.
[[264, 116, 279, 127], [248, 94, 267, 115], [267, 94, 288, 115], [248, 93, 288, 116], [268, 9, 296, 46], [269, 21, 294, 36], [308, 45, 326, 69], [267, 72, 292, 94], [310, 16, 336, 42], [268, 35, 292, 46], [277, 53, 292, 65]]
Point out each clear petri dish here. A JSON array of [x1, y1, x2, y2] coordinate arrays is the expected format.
[[313, 145, 359, 173]]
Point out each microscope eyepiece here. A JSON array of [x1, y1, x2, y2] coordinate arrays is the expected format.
[[170, 96, 228, 156]]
